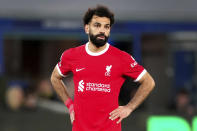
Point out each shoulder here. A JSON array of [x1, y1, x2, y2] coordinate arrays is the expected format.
[[60, 44, 85, 62], [109, 44, 136, 64], [109, 45, 131, 58], [62, 44, 85, 57]]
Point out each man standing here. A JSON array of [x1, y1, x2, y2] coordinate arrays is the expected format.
[[51, 5, 155, 131]]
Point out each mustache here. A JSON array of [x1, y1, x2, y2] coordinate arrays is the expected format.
[[96, 33, 106, 38]]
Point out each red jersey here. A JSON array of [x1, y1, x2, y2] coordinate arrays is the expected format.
[[57, 42, 146, 131]]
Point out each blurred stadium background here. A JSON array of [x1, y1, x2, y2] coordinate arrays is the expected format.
[[0, 0, 197, 131]]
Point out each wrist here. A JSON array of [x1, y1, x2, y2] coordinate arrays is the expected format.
[[125, 104, 134, 112], [64, 98, 74, 113]]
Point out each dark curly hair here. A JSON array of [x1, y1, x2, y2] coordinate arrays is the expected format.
[[83, 5, 115, 27]]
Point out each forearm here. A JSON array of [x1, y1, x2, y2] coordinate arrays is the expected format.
[[50, 75, 71, 102], [126, 74, 155, 111]]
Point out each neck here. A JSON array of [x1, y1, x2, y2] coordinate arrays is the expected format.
[[88, 41, 107, 53]]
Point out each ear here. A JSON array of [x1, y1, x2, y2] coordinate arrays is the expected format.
[[84, 24, 89, 34]]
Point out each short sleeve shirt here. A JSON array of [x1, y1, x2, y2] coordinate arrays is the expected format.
[[57, 43, 146, 131]]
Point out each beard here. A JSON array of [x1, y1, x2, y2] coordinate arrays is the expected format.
[[89, 33, 109, 48]]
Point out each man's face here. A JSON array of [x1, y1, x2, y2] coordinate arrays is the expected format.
[[85, 15, 111, 47]]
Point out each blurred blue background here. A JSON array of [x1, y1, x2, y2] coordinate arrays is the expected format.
[[0, 0, 197, 131]]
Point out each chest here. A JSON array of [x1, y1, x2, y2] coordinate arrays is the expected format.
[[71, 56, 122, 80]]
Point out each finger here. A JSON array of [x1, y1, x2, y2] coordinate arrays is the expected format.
[[72, 111, 75, 121], [70, 111, 75, 124], [71, 117, 74, 124], [109, 112, 120, 120], [71, 116, 74, 122], [71, 115, 74, 122], [109, 108, 120, 115], [70, 117, 72, 124], [109, 112, 119, 120], [117, 117, 123, 124], [110, 114, 120, 121]]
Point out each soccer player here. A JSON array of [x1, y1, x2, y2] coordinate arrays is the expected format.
[[50, 5, 155, 131]]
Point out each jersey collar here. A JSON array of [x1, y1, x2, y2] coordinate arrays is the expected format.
[[85, 42, 110, 56]]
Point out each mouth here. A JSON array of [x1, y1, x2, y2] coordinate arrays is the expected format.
[[97, 36, 105, 40]]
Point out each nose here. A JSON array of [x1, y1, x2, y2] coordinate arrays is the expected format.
[[99, 31, 105, 35], [99, 26, 106, 34]]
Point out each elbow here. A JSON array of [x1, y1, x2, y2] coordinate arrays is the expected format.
[[50, 75, 54, 83], [150, 77, 155, 91], [50, 76, 55, 87], [50, 73, 54, 83], [50, 70, 63, 85], [50, 72, 56, 84]]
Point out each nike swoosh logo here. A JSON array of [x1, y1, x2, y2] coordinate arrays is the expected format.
[[76, 68, 85, 72]]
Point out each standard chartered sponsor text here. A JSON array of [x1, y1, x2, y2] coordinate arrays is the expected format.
[[86, 82, 111, 92]]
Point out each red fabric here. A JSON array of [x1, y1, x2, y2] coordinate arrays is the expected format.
[[57, 43, 145, 131], [64, 98, 74, 113]]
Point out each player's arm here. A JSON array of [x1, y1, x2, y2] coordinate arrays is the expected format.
[[127, 71, 155, 111], [109, 71, 155, 123], [50, 66, 75, 123], [51, 66, 71, 102]]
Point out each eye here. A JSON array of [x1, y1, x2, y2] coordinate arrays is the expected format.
[[105, 25, 110, 29], [94, 23, 100, 28]]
